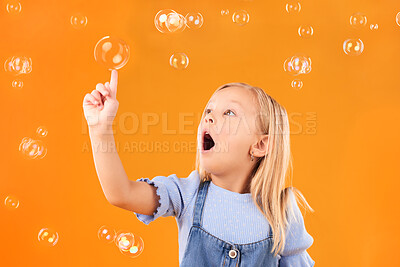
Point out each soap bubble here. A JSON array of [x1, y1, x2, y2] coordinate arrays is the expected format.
[[232, 10, 250, 26], [70, 14, 88, 29], [283, 55, 312, 76], [350, 12, 367, 29], [298, 25, 314, 38], [38, 228, 59, 246], [12, 79, 23, 88], [154, 10, 187, 33], [115, 231, 144, 258], [291, 79, 303, 89], [285, 1, 301, 14], [4, 56, 32, 76], [396, 12, 400, 27], [185, 12, 203, 29], [343, 38, 364, 56], [165, 12, 186, 33], [36, 126, 48, 138], [369, 24, 378, 30], [19, 137, 47, 159], [170, 53, 189, 70], [6, 0, 21, 14], [98, 225, 116, 243], [154, 9, 179, 33], [12, 56, 32, 74], [221, 9, 229, 16], [4, 195, 19, 209], [94, 36, 130, 70]]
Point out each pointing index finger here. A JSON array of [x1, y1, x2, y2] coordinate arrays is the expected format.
[[109, 69, 118, 96]]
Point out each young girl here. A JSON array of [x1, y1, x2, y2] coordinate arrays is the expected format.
[[83, 70, 315, 266]]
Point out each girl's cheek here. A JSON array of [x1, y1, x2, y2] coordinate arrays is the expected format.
[[228, 120, 241, 136]]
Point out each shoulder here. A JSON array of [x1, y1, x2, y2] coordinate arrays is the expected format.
[[152, 169, 200, 195], [139, 169, 200, 191]]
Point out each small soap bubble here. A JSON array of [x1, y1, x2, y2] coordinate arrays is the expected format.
[[38, 228, 59, 246], [283, 55, 312, 76], [369, 24, 378, 30], [70, 14, 88, 29], [291, 56, 311, 74], [350, 12, 367, 29], [115, 231, 144, 258], [221, 9, 229, 16], [4, 195, 20, 209], [19, 137, 47, 159], [285, 1, 301, 14], [36, 126, 48, 138], [170, 53, 189, 70], [343, 38, 364, 56], [298, 25, 314, 38], [94, 36, 130, 70], [232, 10, 250, 26], [98, 225, 116, 243], [12, 79, 23, 89], [291, 79, 303, 89], [165, 12, 186, 33], [4, 56, 32, 76], [155, 9, 179, 33], [185, 12, 203, 29], [6, 0, 22, 14]]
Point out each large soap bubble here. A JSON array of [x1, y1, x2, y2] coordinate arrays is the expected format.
[[94, 36, 130, 70]]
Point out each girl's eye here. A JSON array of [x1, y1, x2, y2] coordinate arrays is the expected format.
[[224, 109, 235, 116], [204, 109, 235, 116]]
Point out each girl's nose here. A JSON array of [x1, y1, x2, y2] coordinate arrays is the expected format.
[[205, 114, 214, 123]]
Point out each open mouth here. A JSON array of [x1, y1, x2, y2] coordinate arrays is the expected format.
[[203, 131, 215, 151]]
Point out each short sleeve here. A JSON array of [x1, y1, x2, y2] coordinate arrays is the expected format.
[[133, 170, 200, 225], [279, 190, 315, 267]]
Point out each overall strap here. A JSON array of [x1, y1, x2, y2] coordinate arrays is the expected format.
[[192, 180, 210, 227]]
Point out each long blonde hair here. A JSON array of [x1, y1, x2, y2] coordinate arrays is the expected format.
[[194, 82, 314, 257]]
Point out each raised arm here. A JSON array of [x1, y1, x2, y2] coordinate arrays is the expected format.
[[83, 70, 160, 215]]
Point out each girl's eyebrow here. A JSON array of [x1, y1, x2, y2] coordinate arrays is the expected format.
[[207, 100, 244, 108]]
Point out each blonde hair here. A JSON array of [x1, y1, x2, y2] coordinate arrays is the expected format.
[[194, 82, 314, 257]]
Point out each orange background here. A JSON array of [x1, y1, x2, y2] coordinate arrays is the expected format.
[[1, 0, 400, 266]]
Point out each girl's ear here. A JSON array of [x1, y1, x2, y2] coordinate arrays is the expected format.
[[252, 134, 269, 157]]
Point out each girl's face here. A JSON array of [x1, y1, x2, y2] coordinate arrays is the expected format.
[[198, 86, 260, 176]]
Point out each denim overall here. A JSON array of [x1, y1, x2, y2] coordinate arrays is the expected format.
[[180, 180, 281, 267]]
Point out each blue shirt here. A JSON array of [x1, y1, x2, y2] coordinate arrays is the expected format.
[[134, 170, 315, 266]]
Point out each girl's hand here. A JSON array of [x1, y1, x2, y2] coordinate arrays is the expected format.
[[83, 70, 119, 133]]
